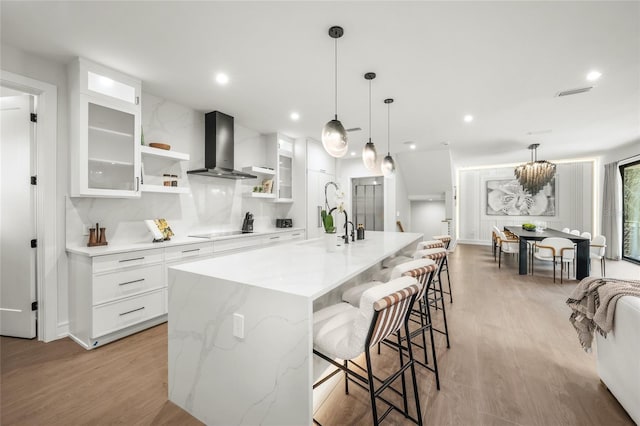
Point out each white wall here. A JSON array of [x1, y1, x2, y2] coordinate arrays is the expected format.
[[410, 201, 446, 240], [457, 160, 594, 244]]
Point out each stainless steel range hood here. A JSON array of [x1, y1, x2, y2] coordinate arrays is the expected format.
[[187, 111, 257, 180]]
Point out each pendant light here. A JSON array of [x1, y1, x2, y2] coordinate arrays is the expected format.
[[514, 143, 556, 195], [381, 98, 396, 177], [362, 72, 377, 170], [322, 26, 348, 158]]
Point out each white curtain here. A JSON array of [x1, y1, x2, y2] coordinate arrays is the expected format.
[[602, 162, 621, 260]]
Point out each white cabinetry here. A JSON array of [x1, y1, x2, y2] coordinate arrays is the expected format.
[[266, 133, 295, 203], [68, 248, 166, 349], [307, 138, 336, 175], [69, 58, 142, 198]]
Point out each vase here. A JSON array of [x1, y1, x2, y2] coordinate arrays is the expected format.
[[325, 232, 339, 252]]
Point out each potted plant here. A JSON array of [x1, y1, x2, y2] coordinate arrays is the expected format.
[[321, 209, 338, 251]]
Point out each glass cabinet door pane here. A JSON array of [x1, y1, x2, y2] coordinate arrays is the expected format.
[[278, 154, 292, 199], [87, 71, 136, 104], [87, 102, 135, 191]]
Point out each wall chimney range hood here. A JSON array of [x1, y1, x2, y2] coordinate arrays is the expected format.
[[187, 111, 257, 180]]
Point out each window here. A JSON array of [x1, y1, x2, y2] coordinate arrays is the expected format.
[[620, 159, 640, 264]]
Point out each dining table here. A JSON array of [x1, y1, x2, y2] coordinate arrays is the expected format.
[[504, 226, 591, 280]]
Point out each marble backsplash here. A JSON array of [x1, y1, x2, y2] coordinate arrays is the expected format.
[[66, 92, 290, 247]]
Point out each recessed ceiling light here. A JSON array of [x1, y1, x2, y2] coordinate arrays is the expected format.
[[350, 151, 356, 156], [409, 144, 416, 150], [586, 70, 602, 82], [463, 115, 474, 123], [215, 73, 229, 85], [290, 112, 300, 121]]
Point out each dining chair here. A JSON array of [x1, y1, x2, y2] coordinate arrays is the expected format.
[[590, 235, 607, 276], [581, 231, 592, 240], [497, 230, 519, 269], [570, 229, 581, 236], [532, 237, 575, 283], [561, 227, 570, 233]]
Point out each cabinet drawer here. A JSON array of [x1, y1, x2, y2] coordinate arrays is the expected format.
[[92, 289, 164, 338], [165, 242, 213, 262], [92, 248, 163, 273], [213, 236, 263, 253], [93, 264, 164, 305]]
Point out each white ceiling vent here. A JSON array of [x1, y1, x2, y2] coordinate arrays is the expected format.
[[556, 86, 593, 97]]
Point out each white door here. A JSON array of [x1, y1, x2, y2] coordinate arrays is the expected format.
[[0, 94, 37, 338]]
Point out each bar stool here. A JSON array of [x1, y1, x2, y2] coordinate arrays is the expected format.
[[313, 277, 423, 426], [416, 240, 445, 250], [400, 263, 441, 390], [432, 235, 453, 303], [415, 248, 451, 349], [342, 258, 435, 307]]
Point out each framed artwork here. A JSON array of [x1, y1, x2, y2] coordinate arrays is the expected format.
[[485, 178, 556, 216]]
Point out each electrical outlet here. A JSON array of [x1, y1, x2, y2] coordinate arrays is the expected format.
[[82, 224, 90, 236], [233, 313, 244, 339]]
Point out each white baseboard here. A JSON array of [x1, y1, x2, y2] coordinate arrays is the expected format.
[[55, 321, 69, 341]]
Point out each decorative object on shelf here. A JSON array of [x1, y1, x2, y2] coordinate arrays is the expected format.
[[362, 72, 378, 170], [514, 143, 556, 195], [381, 98, 396, 177], [163, 173, 172, 186], [148, 142, 171, 150], [87, 222, 108, 247], [321, 26, 348, 158], [357, 223, 365, 240], [262, 178, 273, 194]]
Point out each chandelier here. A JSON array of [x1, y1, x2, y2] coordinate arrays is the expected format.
[[514, 143, 556, 195]]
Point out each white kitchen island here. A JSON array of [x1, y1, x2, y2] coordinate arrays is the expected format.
[[168, 231, 422, 425]]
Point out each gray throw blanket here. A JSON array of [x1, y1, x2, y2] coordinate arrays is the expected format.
[[566, 277, 640, 352]]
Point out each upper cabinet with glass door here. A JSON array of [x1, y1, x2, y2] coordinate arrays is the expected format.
[[265, 133, 294, 203], [68, 58, 142, 197]]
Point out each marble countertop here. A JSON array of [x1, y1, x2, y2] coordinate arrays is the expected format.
[[170, 231, 422, 299], [66, 227, 305, 257]]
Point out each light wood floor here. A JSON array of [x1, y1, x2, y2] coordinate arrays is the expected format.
[[1, 244, 635, 425]]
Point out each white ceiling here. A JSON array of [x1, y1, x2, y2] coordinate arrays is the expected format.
[[1, 1, 639, 167]]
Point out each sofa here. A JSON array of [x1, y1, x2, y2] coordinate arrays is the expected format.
[[596, 295, 640, 424]]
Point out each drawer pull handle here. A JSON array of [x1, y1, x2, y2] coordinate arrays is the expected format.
[[119, 257, 144, 263], [119, 278, 145, 286], [182, 248, 201, 253], [270, 236, 280, 240], [119, 307, 145, 316], [292, 233, 300, 237]]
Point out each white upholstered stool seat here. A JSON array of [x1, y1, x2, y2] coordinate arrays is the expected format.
[[342, 259, 435, 307], [416, 240, 445, 250]]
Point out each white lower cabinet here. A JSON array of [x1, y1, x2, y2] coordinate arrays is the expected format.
[[68, 231, 304, 349], [92, 289, 165, 338]]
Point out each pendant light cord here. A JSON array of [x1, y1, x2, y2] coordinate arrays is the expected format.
[[368, 80, 372, 142], [334, 38, 338, 120], [387, 102, 391, 154]]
